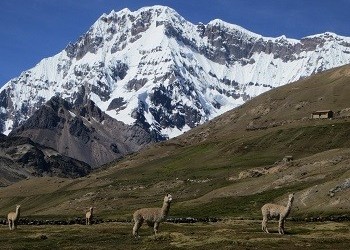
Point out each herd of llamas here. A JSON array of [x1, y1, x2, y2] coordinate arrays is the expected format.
[[3, 193, 296, 238]]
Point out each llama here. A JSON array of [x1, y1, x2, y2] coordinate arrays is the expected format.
[[7, 205, 21, 230], [85, 207, 93, 225], [261, 193, 294, 234], [132, 194, 173, 238]]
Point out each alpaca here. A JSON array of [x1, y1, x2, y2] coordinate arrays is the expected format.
[[132, 194, 173, 238], [261, 193, 294, 234], [7, 205, 21, 230], [85, 207, 93, 225]]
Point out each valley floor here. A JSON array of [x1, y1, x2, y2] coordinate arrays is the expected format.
[[0, 220, 349, 249]]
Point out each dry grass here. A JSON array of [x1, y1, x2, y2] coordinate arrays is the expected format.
[[0, 220, 349, 249], [0, 146, 349, 219]]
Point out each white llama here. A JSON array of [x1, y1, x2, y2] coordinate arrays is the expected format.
[[132, 194, 173, 238], [261, 193, 294, 234], [7, 205, 21, 230], [85, 207, 93, 225]]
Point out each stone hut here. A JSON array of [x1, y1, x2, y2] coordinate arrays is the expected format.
[[311, 110, 333, 119], [283, 155, 293, 163]]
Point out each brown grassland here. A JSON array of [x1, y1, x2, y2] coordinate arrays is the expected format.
[[0, 220, 349, 249]]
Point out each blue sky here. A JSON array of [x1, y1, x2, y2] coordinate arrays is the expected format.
[[1, 0, 349, 86]]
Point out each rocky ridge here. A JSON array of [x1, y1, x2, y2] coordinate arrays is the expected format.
[[9, 96, 158, 168], [0, 134, 91, 186]]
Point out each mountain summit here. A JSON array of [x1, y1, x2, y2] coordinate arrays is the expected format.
[[1, 5, 350, 138]]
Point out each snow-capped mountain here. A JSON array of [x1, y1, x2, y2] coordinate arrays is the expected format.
[[1, 5, 350, 139]]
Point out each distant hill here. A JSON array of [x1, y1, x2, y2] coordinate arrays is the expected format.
[[0, 134, 91, 186]]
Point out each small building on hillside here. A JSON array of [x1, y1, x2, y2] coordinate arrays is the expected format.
[[283, 155, 293, 163], [311, 110, 333, 119]]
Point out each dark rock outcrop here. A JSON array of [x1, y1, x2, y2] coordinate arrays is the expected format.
[[10, 96, 160, 168], [0, 134, 91, 186]]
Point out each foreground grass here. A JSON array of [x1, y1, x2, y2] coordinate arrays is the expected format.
[[0, 220, 349, 249]]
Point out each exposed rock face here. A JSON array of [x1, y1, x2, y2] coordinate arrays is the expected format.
[[0, 134, 91, 186], [1, 6, 350, 139], [10, 96, 159, 168]]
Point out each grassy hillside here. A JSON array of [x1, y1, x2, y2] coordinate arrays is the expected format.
[[0, 65, 350, 221]]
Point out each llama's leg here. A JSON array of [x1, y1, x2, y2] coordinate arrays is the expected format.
[[262, 217, 269, 233], [153, 222, 160, 235], [278, 219, 285, 234], [133, 219, 143, 238], [8, 220, 12, 230]]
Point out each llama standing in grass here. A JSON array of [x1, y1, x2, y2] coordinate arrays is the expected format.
[[7, 205, 21, 230], [261, 193, 294, 234], [132, 194, 173, 238], [86, 207, 93, 225]]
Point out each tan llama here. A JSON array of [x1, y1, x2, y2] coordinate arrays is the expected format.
[[85, 207, 93, 225], [7, 205, 21, 230], [132, 194, 173, 238], [261, 193, 294, 234]]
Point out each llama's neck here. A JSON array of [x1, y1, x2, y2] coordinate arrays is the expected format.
[[161, 202, 171, 218], [284, 199, 293, 216], [15, 207, 20, 220]]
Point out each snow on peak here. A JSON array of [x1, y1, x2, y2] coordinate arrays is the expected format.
[[270, 35, 299, 45], [304, 32, 350, 42], [104, 5, 179, 20], [207, 19, 299, 45], [137, 5, 175, 12], [208, 19, 262, 39]]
